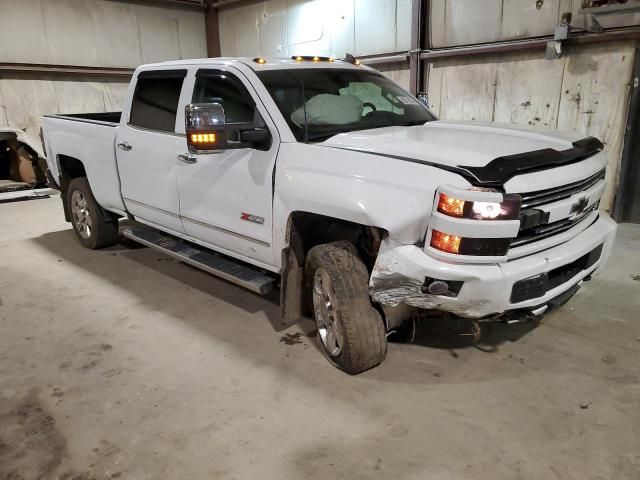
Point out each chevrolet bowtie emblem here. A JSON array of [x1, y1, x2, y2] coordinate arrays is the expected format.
[[570, 197, 589, 216]]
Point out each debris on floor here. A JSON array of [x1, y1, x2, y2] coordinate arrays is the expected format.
[[280, 332, 305, 345]]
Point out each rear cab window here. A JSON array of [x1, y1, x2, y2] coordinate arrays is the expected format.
[[129, 70, 187, 133]]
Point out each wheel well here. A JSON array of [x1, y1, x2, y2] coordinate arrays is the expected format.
[[58, 155, 86, 180], [57, 155, 87, 222], [287, 211, 386, 271]]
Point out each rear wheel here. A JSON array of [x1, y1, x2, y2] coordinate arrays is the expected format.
[[305, 242, 387, 374], [67, 177, 117, 249]]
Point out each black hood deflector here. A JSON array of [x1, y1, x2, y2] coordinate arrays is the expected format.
[[459, 137, 604, 187], [325, 136, 604, 188]]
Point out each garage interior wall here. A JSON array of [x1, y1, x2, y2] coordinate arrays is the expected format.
[[218, 0, 639, 213], [427, 0, 638, 213], [218, 0, 411, 59], [0, 0, 207, 150]]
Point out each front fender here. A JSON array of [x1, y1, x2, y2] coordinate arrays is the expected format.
[[272, 142, 471, 264]]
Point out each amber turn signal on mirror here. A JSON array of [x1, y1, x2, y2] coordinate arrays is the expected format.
[[190, 133, 216, 144]]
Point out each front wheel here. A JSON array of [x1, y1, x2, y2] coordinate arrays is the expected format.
[[305, 242, 387, 374], [67, 177, 118, 249]]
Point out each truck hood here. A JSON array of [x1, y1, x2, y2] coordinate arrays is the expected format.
[[321, 120, 579, 169]]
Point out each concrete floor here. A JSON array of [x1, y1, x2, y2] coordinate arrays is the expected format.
[[0, 195, 639, 480]]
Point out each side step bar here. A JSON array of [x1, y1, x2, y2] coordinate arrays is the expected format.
[[122, 226, 276, 294]]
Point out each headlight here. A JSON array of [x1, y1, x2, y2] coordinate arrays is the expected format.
[[437, 192, 521, 220]]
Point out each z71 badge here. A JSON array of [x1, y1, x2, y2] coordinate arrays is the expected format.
[[240, 212, 265, 224]]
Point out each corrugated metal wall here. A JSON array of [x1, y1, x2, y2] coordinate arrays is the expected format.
[[0, 0, 207, 150], [426, 1, 638, 211], [218, 0, 411, 58], [427, 42, 634, 211], [216, 0, 637, 212]]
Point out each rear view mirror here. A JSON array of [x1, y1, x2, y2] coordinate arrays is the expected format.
[[416, 92, 429, 106], [185, 103, 226, 153], [185, 102, 272, 153]]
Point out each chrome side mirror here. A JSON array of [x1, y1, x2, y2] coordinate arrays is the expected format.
[[185, 103, 226, 153]]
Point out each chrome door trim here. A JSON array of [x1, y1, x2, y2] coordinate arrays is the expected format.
[[124, 197, 180, 218], [181, 215, 270, 247], [124, 198, 270, 247]]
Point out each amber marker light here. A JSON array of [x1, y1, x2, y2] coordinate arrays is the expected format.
[[253, 57, 267, 64], [190, 133, 216, 144], [312, 56, 320, 62], [437, 193, 466, 217], [430, 230, 461, 254]]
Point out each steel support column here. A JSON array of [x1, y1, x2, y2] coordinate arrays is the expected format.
[[205, 0, 222, 57], [408, 0, 424, 95], [613, 47, 640, 222]]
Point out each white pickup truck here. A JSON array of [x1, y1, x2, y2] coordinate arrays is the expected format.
[[42, 56, 616, 374]]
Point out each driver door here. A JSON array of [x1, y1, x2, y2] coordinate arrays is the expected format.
[[176, 67, 279, 268]]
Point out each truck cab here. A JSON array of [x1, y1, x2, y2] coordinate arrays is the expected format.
[[41, 56, 616, 374]]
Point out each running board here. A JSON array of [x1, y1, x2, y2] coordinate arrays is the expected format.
[[122, 226, 276, 294]]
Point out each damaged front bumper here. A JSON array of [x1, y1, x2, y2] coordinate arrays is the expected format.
[[369, 214, 617, 319]]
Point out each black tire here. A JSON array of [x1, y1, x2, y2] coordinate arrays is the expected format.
[[305, 241, 387, 374], [66, 177, 118, 249]]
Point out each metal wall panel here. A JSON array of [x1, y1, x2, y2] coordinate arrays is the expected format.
[[137, 6, 182, 64], [42, 0, 100, 66], [354, 0, 398, 55], [0, 0, 52, 64], [259, 0, 287, 57], [430, 0, 503, 47], [286, 0, 329, 55], [430, 0, 574, 48], [219, 1, 263, 56], [494, 51, 565, 128], [218, 0, 409, 58], [0, 75, 130, 148], [92, 2, 143, 68], [376, 62, 411, 90], [0, 0, 207, 68], [426, 41, 634, 211], [0, 0, 206, 153], [501, 0, 564, 39], [557, 42, 634, 211], [427, 57, 497, 121]]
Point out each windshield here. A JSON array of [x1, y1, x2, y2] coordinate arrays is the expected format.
[[257, 68, 435, 142]]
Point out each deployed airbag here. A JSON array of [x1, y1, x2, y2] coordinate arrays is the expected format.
[[291, 94, 363, 126]]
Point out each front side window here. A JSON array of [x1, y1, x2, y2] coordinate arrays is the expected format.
[[192, 72, 256, 124], [257, 68, 435, 142], [129, 71, 185, 132]]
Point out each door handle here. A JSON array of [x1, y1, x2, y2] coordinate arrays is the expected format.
[[178, 153, 197, 164], [117, 142, 132, 151]]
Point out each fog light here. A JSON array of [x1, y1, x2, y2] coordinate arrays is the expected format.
[[427, 280, 449, 295]]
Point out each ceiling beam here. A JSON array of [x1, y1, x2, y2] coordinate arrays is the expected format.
[[0, 63, 134, 78]]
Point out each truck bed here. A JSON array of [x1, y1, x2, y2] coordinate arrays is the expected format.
[[42, 112, 126, 214]]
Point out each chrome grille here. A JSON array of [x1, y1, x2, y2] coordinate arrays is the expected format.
[[512, 168, 605, 248], [520, 169, 605, 209], [512, 206, 598, 247]]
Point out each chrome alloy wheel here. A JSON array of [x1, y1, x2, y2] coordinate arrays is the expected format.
[[71, 190, 92, 239], [312, 268, 345, 357]]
